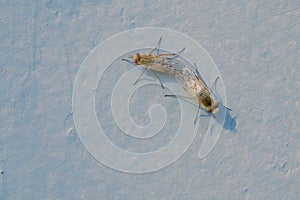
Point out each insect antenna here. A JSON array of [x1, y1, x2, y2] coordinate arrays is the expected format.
[[194, 104, 201, 125], [122, 58, 136, 67]]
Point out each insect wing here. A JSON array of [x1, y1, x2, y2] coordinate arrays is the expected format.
[[174, 67, 195, 93], [192, 64, 209, 88], [163, 58, 185, 74], [148, 56, 184, 75], [175, 67, 210, 99]]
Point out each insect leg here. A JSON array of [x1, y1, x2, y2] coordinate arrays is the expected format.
[[133, 68, 147, 85], [211, 77, 220, 90], [149, 47, 157, 55], [210, 77, 232, 111], [152, 71, 164, 89], [149, 37, 163, 55], [164, 94, 193, 100], [159, 47, 186, 59], [194, 104, 201, 125], [220, 102, 232, 111], [122, 58, 137, 67], [170, 47, 186, 59]]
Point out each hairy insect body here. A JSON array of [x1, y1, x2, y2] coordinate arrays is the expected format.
[[132, 51, 185, 72], [176, 67, 219, 120], [122, 38, 186, 88], [135, 55, 183, 74]]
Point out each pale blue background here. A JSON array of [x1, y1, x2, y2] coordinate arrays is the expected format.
[[0, 0, 299, 199]]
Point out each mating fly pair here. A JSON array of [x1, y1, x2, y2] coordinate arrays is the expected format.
[[122, 37, 230, 124]]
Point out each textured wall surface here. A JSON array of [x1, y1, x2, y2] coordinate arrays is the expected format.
[[0, 0, 299, 199]]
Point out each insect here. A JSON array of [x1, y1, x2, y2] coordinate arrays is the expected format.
[[165, 64, 231, 124], [122, 37, 185, 89]]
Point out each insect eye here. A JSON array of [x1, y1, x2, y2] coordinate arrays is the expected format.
[[133, 53, 140, 64]]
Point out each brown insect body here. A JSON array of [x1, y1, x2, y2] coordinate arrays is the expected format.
[[131, 52, 183, 75], [177, 67, 219, 115], [123, 41, 186, 89]]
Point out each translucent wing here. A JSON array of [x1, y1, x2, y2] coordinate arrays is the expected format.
[[175, 66, 209, 100], [175, 67, 197, 95], [175, 67, 194, 84], [144, 55, 185, 75], [176, 67, 201, 87], [192, 63, 209, 88], [160, 57, 185, 73]]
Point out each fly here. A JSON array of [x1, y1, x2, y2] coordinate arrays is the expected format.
[[165, 64, 231, 124], [122, 37, 185, 89]]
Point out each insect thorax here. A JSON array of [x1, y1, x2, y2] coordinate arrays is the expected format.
[[140, 55, 154, 65], [199, 92, 212, 107]]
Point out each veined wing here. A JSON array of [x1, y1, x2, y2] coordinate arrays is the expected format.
[[147, 56, 185, 75], [175, 67, 197, 99], [175, 67, 208, 99], [192, 64, 209, 88]]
